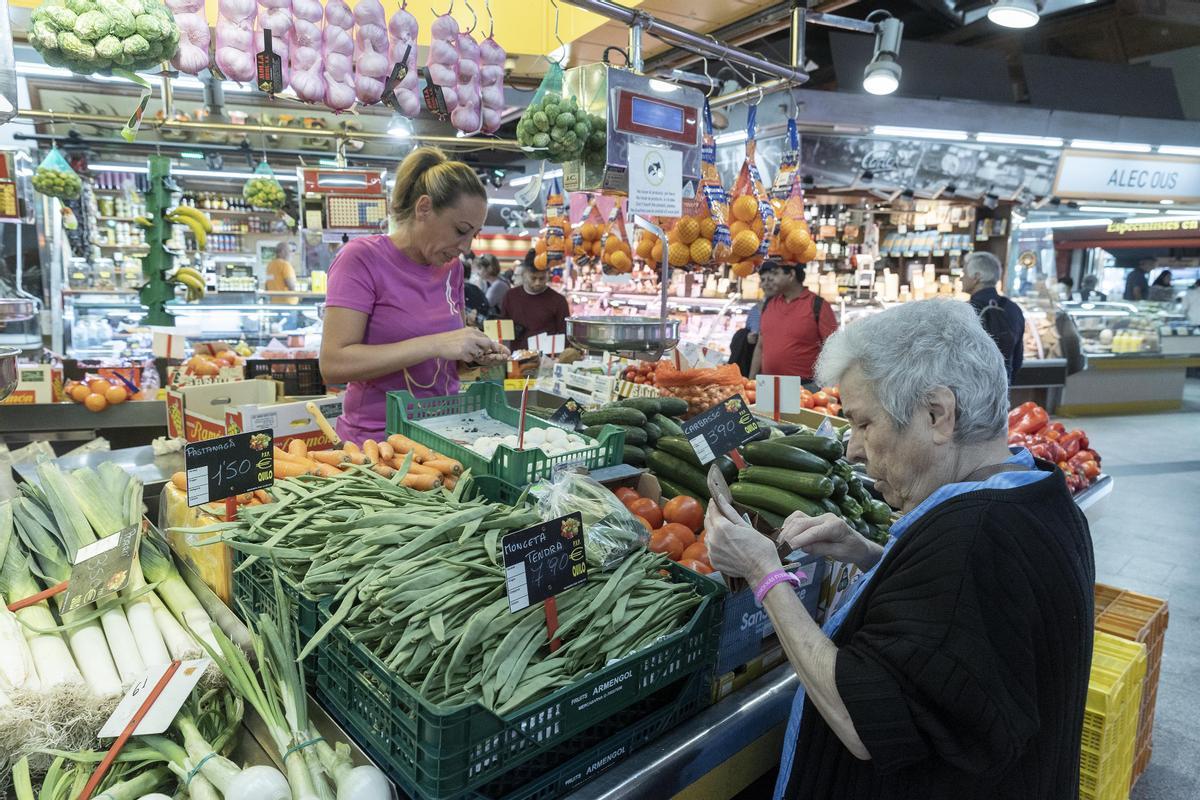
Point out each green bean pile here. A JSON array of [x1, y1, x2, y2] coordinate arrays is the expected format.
[[185, 469, 703, 713]]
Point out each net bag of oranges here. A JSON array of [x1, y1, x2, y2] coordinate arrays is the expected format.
[[660, 104, 732, 270], [726, 105, 776, 277], [532, 178, 569, 270], [599, 203, 634, 275], [769, 119, 819, 265], [572, 196, 605, 266], [654, 361, 749, 417], [635, 220, 665, 268]]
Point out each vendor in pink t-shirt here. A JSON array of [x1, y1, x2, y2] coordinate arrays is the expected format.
[[320, 147, 509, 443]]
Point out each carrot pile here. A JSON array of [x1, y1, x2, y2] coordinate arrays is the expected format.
[[169, 434, 464, 503]]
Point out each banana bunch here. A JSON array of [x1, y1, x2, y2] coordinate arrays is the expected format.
[[165, 205, 213, 250], [172, 267, 207, 302]]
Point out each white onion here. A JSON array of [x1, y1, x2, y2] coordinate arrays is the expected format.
[[225, 765, 291, 800], [337, 765, 394, 800]]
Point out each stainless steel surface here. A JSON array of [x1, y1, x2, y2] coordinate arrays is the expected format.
[[14, 444, 183, 488], [0, 398, 167, 435], [0, 347, 18, 402], [563, 665, 797, 799], [628, 18, 644, 73], [1074, 473, 1113, 514], [558, 0, 809, 85], [807, 10, 877, 33], [565, 315, 680, 358]]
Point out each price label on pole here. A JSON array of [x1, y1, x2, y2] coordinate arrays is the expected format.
[[681, 394, 762, 465], [502, 513, 587, 614], [184, 430, 274, 508], [98, 659, 210, 738], [59, 524, 140, 615]]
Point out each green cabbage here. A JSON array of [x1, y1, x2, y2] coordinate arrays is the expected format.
[[65, 0, 92, 15], [32, 20, 60, 50], [43, 6, 77, 30], [134, 13, 166, 41], [29, 0, 179, 75]]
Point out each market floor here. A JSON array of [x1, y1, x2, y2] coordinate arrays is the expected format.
[[733, 379, 1200, 800]]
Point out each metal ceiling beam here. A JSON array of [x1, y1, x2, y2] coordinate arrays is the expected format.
[[556, 0, 809, 85]]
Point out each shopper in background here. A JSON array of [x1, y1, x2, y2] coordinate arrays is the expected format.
[[265, 242, 299, 305], [475, 254, 503, 295], [729, 269, 778, 377], [1080, 274, 1106, 302], [1182, 279, 1200, 324], [320, 147, 509, 443], [749, 260, 838, 386], [1057, 275, 1079, 302], [705, 299, 1094, 800], [1123, 263, 1152, 301], [501, 262, 570, 350], [461, 260, 492, 327], [962, 252, 1025, 383], [1148, 269, 1175, 302], [487, 258, 519, 313]]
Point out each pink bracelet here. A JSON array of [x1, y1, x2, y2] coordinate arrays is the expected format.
[[754, 569, 802, 606]]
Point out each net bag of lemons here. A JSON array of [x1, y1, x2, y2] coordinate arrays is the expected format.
[[243, 160, 287, 210], [32, 146, 82, 200]]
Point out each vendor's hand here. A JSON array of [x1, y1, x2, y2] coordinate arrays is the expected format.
[[438, 328, 509, 363], [704, 501, 782, 584], [779, 512, 881, 571]]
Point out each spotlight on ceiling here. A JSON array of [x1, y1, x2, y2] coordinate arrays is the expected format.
[[988, 0, 1040, 29], [862, 11, 903, 96]]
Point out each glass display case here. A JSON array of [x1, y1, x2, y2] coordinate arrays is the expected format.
[[61, 292, 324, 359], [1062, 300, 1162, 356]]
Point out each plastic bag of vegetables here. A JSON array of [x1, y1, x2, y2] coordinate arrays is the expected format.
[[655, 361, 748, 417], [530, 470, 650, 570], [515, 63, 592, 164], [243, 161, 286, 209], [28, 0, 181, 76], [32, 147, 82, 200]]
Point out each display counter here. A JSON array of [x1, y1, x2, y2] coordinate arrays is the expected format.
[[1058, 352, 1200, 416], [0, 398, 167, 447], [1011, 358, 1067, 413]]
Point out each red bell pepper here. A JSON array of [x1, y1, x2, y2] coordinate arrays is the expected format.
[[1013, 406, 1049, 435], [1028, 443, 1050, 460], [1044, 441, 1067, 464], [1042, 427, 1061, 441], [1059, 430, 1086, 460], [1008, 402, 1037, 428], [1046, 421, 1066, 437]]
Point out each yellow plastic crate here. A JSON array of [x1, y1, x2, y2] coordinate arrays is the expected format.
[[1080, 632, 1146, 800]]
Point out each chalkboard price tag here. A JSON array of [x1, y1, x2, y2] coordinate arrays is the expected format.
[[502, 513, 587, 614], [681, 394, 761, 465], [184, 430, 274, 508], [60, 524, 140, 615], [548, 398, 583, 431]]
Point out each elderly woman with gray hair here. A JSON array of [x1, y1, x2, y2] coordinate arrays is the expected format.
[[705, 299, 1094, 800]]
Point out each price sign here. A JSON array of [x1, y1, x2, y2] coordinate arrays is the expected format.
[[99, 659, 210, 738], [59, 524, 139, 615], [255, 30, 283, 94], [184, 430, 274, 508], [681, 394, 761, 465], [548, 399, 583, 431], [502, 513, 587, 614]]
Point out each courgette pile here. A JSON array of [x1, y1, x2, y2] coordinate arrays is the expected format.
[[577, 396, 690, 468]]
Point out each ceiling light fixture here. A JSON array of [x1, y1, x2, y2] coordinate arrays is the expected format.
[[1077, 206, 1158, 215], [387, 114, 414, 139], [1070, 139, 1153, 153], [873, 125, 969, 141], [987, 0, 1040, 29], [1019, 218, 1112, 230], [862, 11, 903, 96], [976, 133, 1064, 148], [713, 131, 749, 145], [1160, 199, 1175, 205], [509, 169, 562, 188], [1125, 214, 1200, 225], [1158, 145, 1200, 157]]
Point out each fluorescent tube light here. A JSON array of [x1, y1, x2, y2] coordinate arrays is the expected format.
[[1069, 140, 1153, 153], [509, 169, 562, 187], [873, 126, 969, 141], [1125, 214, 1200, 224], [1077, 206, 1158, 215], [713, 131, 749, 145], [976, 133, 1063, 148], [1019, 218, 1112, 230], [489, 199, 519, 206], [1157, 145, 1200, 157]]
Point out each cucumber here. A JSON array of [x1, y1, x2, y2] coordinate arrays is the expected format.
[[849, 478, 872, 505], [863, 499, 893, 525], [740, 441, 831, 475], [831, 460, 855, 482], [658, 476, 703, 502], [581, 407, 647, 427], [618, 425, 648, 446], [830, 476, 849, 503], [850, 517, 871, 538], [622, 444, 646, 467], [643, 421, 663, 444], [737, 466, 834, 499], [731, 481, 826, 518], [819, 498, 841, 516], [655, 397, 689, 417], [655, 436, 737, 483], [581, 425, 605, 439], [645, 449, 711, 499], [616, 396, 663, 415], [651, 413, 685, 437], [840, 496, 864, 520], [774, 434, 844, 462], [740, 504, 788, 530]]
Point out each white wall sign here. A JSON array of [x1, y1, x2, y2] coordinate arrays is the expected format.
[[627, 143, 682, 217], [1053, 150, 1200, 203]]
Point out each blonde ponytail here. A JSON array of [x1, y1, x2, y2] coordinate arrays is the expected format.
[[390, 146, 487, 221]]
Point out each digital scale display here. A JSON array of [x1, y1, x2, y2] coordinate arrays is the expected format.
[[629, 97, 684, 134]]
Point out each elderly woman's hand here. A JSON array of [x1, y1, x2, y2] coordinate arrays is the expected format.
[[779, 512, 883, 572], [704, 501, 783, 584]]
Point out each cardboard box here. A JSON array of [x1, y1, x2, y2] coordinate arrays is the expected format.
[[0, 365, 63, 404], [166, 379, 343, 448], [160, 483, 232, 603]]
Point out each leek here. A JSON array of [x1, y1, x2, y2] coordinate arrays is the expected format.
[[138, 537, 219, 654]]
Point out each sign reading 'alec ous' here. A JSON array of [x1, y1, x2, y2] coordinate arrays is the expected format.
[[1053, 150, 1200, 203]]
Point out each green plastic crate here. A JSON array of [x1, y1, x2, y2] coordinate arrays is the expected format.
[[386, 382, 624, 487], [314, 561, 721, 799], [462, 475, 527, 506], [230, 549, 322, 681], [322, 668, 709, 800]]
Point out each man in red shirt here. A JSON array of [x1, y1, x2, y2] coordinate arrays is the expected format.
[[500, 263, 570, 349], [750, 260, 838, 383]]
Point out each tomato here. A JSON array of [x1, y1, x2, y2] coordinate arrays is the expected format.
[[811, 391, 830, 407], [801, 394, 816, 409], [679, 558, 713, 574], [824, 386, 840, 399], [633, 515, 654, 533], [826, 401, 842, 416], [614, 487, 639, 505], [629, 498, 663, 529], [634, 376, 646, 383], [747, 390, 756, 404], [663, 495, 704, 532], [649, 529, 686, 561], [659, 522, 696, 548], [681, 541, 710, 567]]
